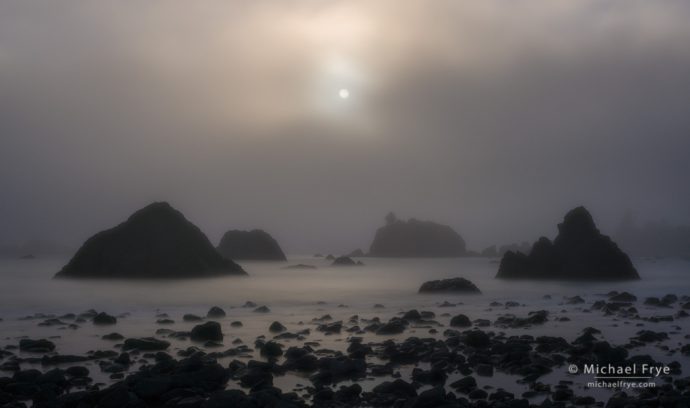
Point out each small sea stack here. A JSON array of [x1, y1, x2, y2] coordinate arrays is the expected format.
[[55, 202, 246, 278], [418, 277, 481, 294], [216, 229, 287, 261]]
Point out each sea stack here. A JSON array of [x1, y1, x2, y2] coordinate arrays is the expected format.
[[368, 212, 467, 257], [55, 202, 246, 278], [496, 206, 639, 280], [216, 229, 286, 261]]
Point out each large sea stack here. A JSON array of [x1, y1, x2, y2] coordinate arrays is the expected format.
[[216, 229, 286, 261], [497, 206, 639, 280], [55, 202, 246, 278], [368, 212, 466, 257]]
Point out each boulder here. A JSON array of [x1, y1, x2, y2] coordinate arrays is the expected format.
[[93, 312, 117, 325], [191, 322, 223, 342], [19, 339, 56, 353], [450, 314, 472, 327], [282, 264, 317, 270], [418, 277, 481, 294], [55, 202, 245, 278], [216, 229, 286, 261], [207, 306, 226, 318], [496, 207, 639, 280], [368, 213, 467, 257], [332, 256, 359, 266], [122, 337, 170, 351]]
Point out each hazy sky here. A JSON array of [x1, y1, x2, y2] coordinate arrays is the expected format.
[[1, 0, 690, 253]]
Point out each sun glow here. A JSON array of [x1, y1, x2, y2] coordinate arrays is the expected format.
[[339, 88, 350, 99]]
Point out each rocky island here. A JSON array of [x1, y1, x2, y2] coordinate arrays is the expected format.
[[55, 202, 246, 278], [216, 229, 287, 261], [368, 212, 467, 257], [496, 206, 639, 280]]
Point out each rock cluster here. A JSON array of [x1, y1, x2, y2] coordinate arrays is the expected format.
[[497, 207, 639, 280]]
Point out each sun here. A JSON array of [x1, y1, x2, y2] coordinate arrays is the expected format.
[[338, 88, 350, 99]]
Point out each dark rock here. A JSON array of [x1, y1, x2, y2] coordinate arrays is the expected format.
[[462, 330, 491, 348], [253, 306, 271, 313], [183, 314, 203, 322], [122, 337, 170, 351], [259, 341, 283, 358], [206, 306, 226, 318], [368, 213, 467, 257], [418, 277, 481, 294], [269, 321, 287, 333], [476, 363, 494, 377], [102, 333, 124, 341], [450, 314, 472, 327], [565, 295, 585, 304], [497, 207, 638, 280], [282, 264, 317, 270], [216, 229, 286, 261], [19, 339, 56, 353], [450, 376, 477, 393], [191, 322, 223, 342], [468, 388, 488, 399], [375, 318, 407, 335], [93, 312, 117, 325], [610, 292, 637, 302], [55, 202, 246, 278], [331, 256, 359, 266]]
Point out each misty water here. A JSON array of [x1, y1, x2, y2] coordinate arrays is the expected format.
[[1, 256, 689, 401]]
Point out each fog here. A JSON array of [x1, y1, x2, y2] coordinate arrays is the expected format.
[[1, 0, 690, 254]]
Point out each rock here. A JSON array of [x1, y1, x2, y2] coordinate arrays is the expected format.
[[476, 363, 494, 377], [565, 295, 585, 305], [450, 376, 477, 393], [497, 207, 639, 280], [462, 330, 491, 348], [206, 306, 226, 318], [122, 337, 170, 351], [65, 366, 90, 378], [55, 202, 246, 278], [216, 229, 286, 261], [450, 314, 472, 327], [269, 321, 287, 333], [253, 306, 271, 313], [418, 277, 481, 294], [368, 213, 467, 257], [259, 341, 283, 358], [375, 318, 407, 335], [191, 322, 223, 342], [93, 312, 117, 325], [282, 264, 317, 270], [183, 314, 203, 322], [102, 333, 124, 341], [331, 256, 359, 266], [19, 339, 56, 353], [610, 292, 637, 302]]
